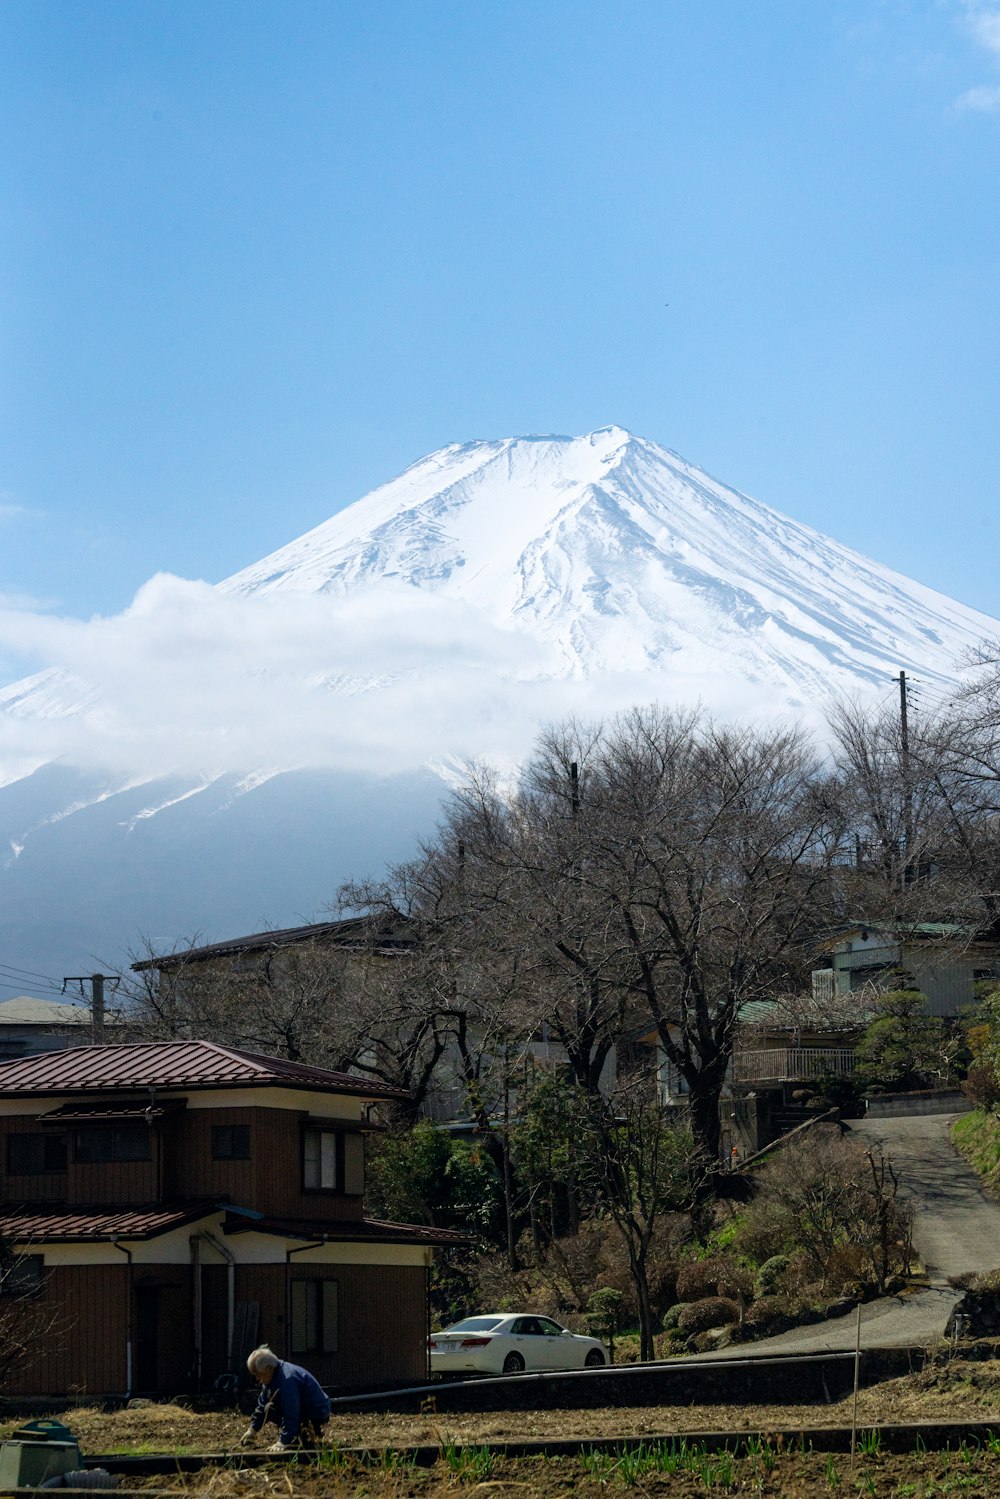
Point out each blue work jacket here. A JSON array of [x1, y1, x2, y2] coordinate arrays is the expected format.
[[250, 1360, 331, 1444]]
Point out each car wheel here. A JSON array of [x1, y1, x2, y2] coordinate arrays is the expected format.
[[584, 1348, 606, 1367], [502, 1352, 525, 1375]]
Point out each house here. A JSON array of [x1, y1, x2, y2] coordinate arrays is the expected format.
[[0, 1039, 465, 1398], [811, 923, 1000, 1017], [131, 916, 415, 990], [0, 997, 126, 1060], [133, 921, 615, 1125]]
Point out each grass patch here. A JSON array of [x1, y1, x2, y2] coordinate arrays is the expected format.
[[952, 1111, 1000, 1196]]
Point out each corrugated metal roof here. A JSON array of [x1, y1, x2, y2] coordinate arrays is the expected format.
[[0, 1039, 409, 1100], [223, 1212, 472, 1247], [0, 1201, 217, 1242]]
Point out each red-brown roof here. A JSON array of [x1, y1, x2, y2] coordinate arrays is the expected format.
[[222, 1211, 472, 1248], [0, 1203, 471, 1249], [0, 1201, 218, 1243], [37, 1100, 186, 1124], [0, 1040, 409, 1101]]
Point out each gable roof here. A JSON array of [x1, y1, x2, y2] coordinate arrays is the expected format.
[[0, 1039, 409, 1101], [132, 916, 416, 971]]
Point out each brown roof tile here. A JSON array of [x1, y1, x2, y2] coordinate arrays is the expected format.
[[0, 1040, 409, 1100], [0, 1201, 218, 1243]]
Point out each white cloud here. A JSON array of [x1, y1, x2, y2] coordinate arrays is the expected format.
[[967, 5, 1000, 59], [957, 5, 1000, 107], [956, 81, 1000, 108], [0, 572, 792, 784]]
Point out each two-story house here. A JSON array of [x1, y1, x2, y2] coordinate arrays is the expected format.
[[0, 1040, 465, 1399]]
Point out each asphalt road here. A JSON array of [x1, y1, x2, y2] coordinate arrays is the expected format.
[[703, 1110, 1000, 1357]]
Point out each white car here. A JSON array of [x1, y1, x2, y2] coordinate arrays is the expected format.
[[428, 1313, 607, 1376]]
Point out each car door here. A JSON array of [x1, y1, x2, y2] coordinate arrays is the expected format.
[[536, 1316, 573, 1369], [509, 1316, 549, 1370]]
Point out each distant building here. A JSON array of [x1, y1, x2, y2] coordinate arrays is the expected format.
[[811, 923, 1000, 1017], [0, 997, 124, 1059]]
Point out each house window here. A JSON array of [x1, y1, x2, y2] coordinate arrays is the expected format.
[[302, 1128, 339, 1191], [74, 1127, 152, 1164], [6, 1133, 67, 1175], [290, 1279, 338, 1353], [212, 1125, 251, 1160], [1, 1256, 43, 1298]]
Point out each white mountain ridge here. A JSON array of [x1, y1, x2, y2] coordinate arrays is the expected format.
[[220, 424, 995, 700], [1, 424, 998, 983]]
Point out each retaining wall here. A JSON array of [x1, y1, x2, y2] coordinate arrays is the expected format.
[[864, 1089, 970, 1119]]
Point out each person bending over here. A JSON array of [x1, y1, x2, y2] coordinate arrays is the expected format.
[[240, 1345, 331, 1452]]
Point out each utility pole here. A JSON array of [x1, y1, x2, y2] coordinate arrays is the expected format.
[[896, 670, 914, 886], [62, 973, 116, 1043]]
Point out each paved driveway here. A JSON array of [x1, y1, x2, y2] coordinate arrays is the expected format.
[[703, 1111, 1000, 1356], [852, 1113, 1000, 1287]]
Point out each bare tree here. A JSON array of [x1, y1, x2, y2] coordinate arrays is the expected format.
[[354, 708, 844, 1197], [574, 1067, 694, 1359], [0, 1242, 72, 1387]]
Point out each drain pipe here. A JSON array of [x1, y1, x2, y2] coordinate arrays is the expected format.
[[190, 1236, 203, 1392], [112, 1241, 134, 1399], [200, 1231, 237, 1370]]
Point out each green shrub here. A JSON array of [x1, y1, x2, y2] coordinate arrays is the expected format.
[[661, 1303, 684, 1331], [730, 1198, 796, 1265], [754, 1254, 791, 1298], [677, 1296, 741, 1335]]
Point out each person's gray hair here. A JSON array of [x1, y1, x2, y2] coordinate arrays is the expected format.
[[247, 1345, 279, 1379]]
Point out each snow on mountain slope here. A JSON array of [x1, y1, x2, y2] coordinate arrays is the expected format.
[[220, 426, 995, 701], [2, 425, 998, 983]]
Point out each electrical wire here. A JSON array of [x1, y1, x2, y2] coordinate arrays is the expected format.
[[0, 960, 64, 982]]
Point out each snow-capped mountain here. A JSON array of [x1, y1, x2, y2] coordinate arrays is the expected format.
[[1, 425, 997, 987], [220, 425, 994, 700]]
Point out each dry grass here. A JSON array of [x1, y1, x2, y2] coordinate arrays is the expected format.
[[5, 1356, 1000, 1455]]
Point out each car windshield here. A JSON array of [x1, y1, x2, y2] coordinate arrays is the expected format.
[[443, 1317, 504, 1333]]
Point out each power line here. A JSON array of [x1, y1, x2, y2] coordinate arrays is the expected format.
[[0, 969, 66, 997], [0, 965, 65, 989]]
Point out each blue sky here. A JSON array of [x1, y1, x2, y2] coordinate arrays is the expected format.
[[3, 0, 1000, 647]]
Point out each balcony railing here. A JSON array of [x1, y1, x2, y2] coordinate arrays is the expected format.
[[733, 1047, 856, 1084]]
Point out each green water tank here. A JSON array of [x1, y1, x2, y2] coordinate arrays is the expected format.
[[10, 1419, 77, 1444], [0, 1437, 83, 1488]]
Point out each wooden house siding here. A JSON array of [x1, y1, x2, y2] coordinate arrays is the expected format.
[[0, 1043, 440, 1398], [225, 1262, 428, 1389], [5, 1264, 128, 1397], [0, 1116, 68, 1204], [0, 1105, 365, 1219]]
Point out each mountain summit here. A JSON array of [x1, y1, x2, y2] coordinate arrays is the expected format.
[[221, 426, 993, 698]]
